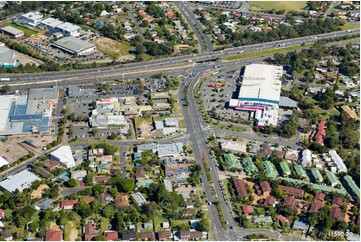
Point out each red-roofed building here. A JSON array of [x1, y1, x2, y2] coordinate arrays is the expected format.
[[80, 196, 95, 204], [283, 196, 297, 210], [332, 197, 345, 206], [105, 230, 118, 241], [60, 200, 78, 210], [278, 185, 304, 198], [275, 214, 290, 227], [242, 205, 254, 216], [309, 201, 323, 213], [45, 229, 63, 241], [315, 192, 325, 202], [233, 179, 250, 198], [84, 222, 99, 241], [314, 120, 327, 145], [260, 181, 272, 193], [264, 196, 276, 206], [115, 193, 129, 207], [330, 206, 346, 220], [165, 8, 174, 19]]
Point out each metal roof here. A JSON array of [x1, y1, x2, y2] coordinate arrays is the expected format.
[[0, 46, 16, 64], [325, 171, 339, 186], [262, 160, 278, 178], [344, 175, 360, 198], [279, 96, 298, 108], [311, 168, 323, 182], [293, 165, 307, 178], [0, 170, 41, 193], [53, 37, 95, 54], [1, 26, 23, 35], [279, 161, 291, 175]]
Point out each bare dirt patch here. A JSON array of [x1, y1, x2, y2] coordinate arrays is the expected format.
[[49, 221, 60, 230], [139, 121, 151, 138], [65, 221, 79, 241], [95, 37, 135, 61], [31, 184, 49, 198]]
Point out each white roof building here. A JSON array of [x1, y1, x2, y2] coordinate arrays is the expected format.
[[329, 150, 347, 173], [301, 149, 312, 167], [229, 64, 283, 127], [50, 146, 76, 168], [220, 141, 247, 154], [0, 95, 15, 132], [21, 12, 43, 26], [41, 17, 63, 29], [56, 22, 81, 37], [164, 118, 179, 127], [157, 142, 183, 157], [0, 170, 41, 193], [0, 157, 9, 168]]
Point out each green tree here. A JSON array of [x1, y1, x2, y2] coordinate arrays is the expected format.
[[65, 178, 79, 188]]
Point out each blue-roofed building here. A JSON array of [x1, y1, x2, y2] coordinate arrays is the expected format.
[[293, 218, 309, 231]]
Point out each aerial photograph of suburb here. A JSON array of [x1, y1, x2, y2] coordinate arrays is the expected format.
[[0, 0, 359, 241]]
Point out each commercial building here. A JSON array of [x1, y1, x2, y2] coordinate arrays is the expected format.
[[229, 64, 283, 127], [157, 142, 183, 158], [41, 17, 80, 36], [0, 46, 17, 68], [326, 171, 340, 187], [21, 12, 43, 27], [301, 149, 312, 167], [1, 26, 24, 38], [0, 157, 9, 168], [50, 146, 76, 168], [329, 150, 347, 173], [0, 87, 58, 135], [293, 165, 307, 179], [279, 161, 291, 176], [241, 157, 258, 176], [52, 36, 96, 56], [311, 168, 323, 183], [0, 170, 41, 193]]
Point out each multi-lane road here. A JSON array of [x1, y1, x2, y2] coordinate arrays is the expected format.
[[1, 29, 359, 86]]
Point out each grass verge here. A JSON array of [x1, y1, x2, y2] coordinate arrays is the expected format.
[[221, 44, 313, 61], [249, 1, 307, 12]]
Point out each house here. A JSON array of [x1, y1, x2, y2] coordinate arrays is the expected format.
[[35, 198, 54, 211], [142, 220, 153, 230], [131, 192, 148, 206], [190, 230, 206, 240], [0, 229, 12, 241], [279, 161, 291, 176], [314, 120, 327, 145], [260, 181, 272, 193], [242, 205, 254, 216], [71, 170, 87, 180], [98, 193, 113, 206], [314, 192, 325, 202], [139, 232, 156, 241], [263, 196, 276, 207], [260, 143, 272, 157], [275, 214, 290, 227], [97, 163, 111, 174], [45, 229, 63, 241], [162, 222, 170, 229], [60, 200, 78, 210], [330, 206, 346, 220], [104, 230, 118, 241], [94, 176, 110, 184], [292, 218, 309, 231], [121, 228, 137, 241], [272, 150, 285, 159], [263, 160, 278, 178], [309, 201, 323, 213], [233, 179, 250, 198], [283, 196, 298, 211], [115, 193, 129, 207], [135, 167, 146, 180], [278, 185, 304, 198], [332, 197, 345, 206], [84, 222, 98, 241], [43, 160, 60, 171], [301, 149, 312, 167], [50, 146, 76, 168], [180, 230, 190, 240], [157, 230, 172, 241]]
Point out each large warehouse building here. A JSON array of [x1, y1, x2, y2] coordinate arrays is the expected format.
[[229, 64, 283, 127], [0, 87, 58, 135], [52, 36, 96, 56]]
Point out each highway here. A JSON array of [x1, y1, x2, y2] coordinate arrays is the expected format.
[[1, 29, 358, 85]]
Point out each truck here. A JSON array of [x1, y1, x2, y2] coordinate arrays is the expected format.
[[0, 78, 10, 81]]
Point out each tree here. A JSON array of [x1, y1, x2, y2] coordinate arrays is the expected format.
[[107, 132, 118, 140], [94, 235, 106, 241], [0, 84, 11, 94], [74, 201, 92, 218], [117, 178, 135, 193], [65, 178, 78, 188], [198, 218, 210, 232]]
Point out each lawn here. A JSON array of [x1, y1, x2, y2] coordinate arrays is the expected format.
[[341, 23, 360, 30], [64, 221, 79, 241], [153, 214, 168, 232], [6, 23, 38, 36], [249, 1, 307, 12], [170, 219, 190, 227], [221, 44, 313, 61], [95, 37, 133, 59]]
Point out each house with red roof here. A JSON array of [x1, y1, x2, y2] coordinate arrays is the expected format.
[[315, 192, 325, 203], [283, 196, 298, 211], [242, 205, 254, 216], [314, 120, 327, 145], [233, 179, 250, 198], [330, 206, 346, 221], [45, 229, 63, 241], [275, 214, 290, 227], [104, 230, 118, 241], [260, 181, 272, 194], [278, 185, 304, 198], [263, 196, 276, 207], [60, 200, 78, 210]]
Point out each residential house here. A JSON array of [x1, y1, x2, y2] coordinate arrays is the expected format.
[[135, 167, 146, 180], [278, 185, 304, 198], [45, 229, 63, 241], [94, 176, 110, 184], [301, 149, 312, 167], [139, 232, 156, 241], [115, 193, 129, 207], [309, 201, 323, 213], [233, 179, 250, 198], [97, 163, 111, 174], [315, 192, 326, 203], [35, 198, 54, 211], [98, 193, 113, 206], [80, 196, 95, 204], [314, 120, 327, 145], [157, 230, 172, 241], [104, 230, 118, 241], [260, 181, 272, 194], [262, 160, 278, 178], [292, 218, 309, 231], [260, 143, 272, 157], [60, 200, 78, 210], [332, 197, 345, 206], [263, 196, 276, 207], [43, 160, 60, 171], [283, 196, 298, 211], [84, 222, 98, 241], [275, 214, 290, 227], [121, 228, 137, 241], [242, 205, 254, 216], [330, 206, 346, 221]]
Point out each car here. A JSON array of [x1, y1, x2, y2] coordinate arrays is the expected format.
[[225, 221, 229, 225], [208, 201, 212, 205]]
